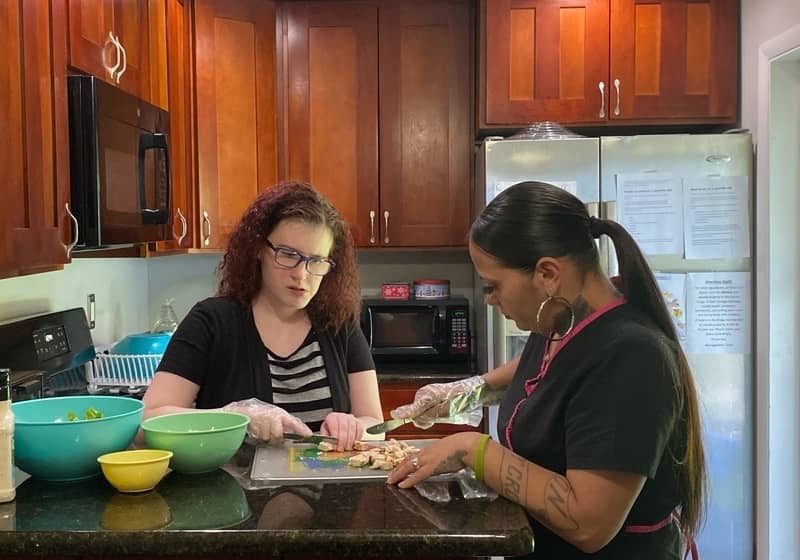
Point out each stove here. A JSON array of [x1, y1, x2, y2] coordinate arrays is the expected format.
[[0, 308, 139, 401]]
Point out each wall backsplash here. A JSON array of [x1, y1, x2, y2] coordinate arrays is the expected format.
[[0, 249, 476, 346], [357, 249, 475, 304], [0, 259, 148, 345], [147, 253, 222, 327]]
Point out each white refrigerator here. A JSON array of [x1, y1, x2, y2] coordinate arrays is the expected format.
[[475, 133, 753, 560]]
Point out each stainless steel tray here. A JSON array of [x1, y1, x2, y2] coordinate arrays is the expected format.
[[250, 439, 446, 486]]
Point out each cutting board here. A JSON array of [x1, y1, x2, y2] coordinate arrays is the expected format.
[[250, 439, 439, 485]]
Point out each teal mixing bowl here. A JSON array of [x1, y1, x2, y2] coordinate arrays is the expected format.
[[110, 332, 172, 355], [12, 396, 144, 481], [141, 411, 249, 474]]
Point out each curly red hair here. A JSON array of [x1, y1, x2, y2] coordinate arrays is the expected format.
[[217, 182, 361, 333]]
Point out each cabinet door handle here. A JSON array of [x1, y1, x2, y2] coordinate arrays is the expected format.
[[64, 202, 79, 258], [115, 35, 127, 83], [202, 210, 212, 246], [174, 208, 188, 246], [613, 78, 621, 116], [103, 31, 121, 80], [383, 210, 390, 244], [598, 81, 606, 119], [369, 210, 376, 244]]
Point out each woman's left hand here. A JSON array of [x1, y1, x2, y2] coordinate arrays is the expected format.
[[320, 412, 363, 451], [387, 431, 480, 489]]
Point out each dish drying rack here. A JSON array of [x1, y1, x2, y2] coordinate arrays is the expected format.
[[87, 351, 160, 392]]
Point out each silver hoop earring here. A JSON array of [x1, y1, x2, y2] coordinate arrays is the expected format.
[[536, 295, 575, 341]]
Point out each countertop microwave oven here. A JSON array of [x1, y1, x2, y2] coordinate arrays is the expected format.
[[68, 75, 171, 248], [361, 297, 471, 362]]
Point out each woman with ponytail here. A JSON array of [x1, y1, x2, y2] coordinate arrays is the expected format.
[[388, 181, 707, 559]]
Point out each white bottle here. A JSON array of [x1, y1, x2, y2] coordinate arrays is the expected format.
[[0, 368, 15, 503]]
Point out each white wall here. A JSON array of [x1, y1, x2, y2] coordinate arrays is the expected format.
[[741, 0, 800, 132], [764, 52, 800, 560], [146, 249, 476, 324], [0, 259, 149, 345], [146, 253, 222, 327], [0, 248, 474, 353], [743, 2, 800, 559]]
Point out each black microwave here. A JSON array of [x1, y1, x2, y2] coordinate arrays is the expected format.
[[68, 75, 171, 248], [361, 297, 471, 361]]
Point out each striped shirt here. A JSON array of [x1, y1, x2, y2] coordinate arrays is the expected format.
[[268, 330, 332, 432]]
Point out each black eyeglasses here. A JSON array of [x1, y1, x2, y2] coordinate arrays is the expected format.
[[265, 240, 336, 276]]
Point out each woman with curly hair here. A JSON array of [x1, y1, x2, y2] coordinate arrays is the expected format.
[[143, 182, 382, 450]]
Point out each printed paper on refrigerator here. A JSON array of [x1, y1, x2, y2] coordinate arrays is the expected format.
[[683, 176, 750, 259], [616, 173, 684, 256], [686, 272, 751, 355]]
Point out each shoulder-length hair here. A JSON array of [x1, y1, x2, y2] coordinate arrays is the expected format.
[[217, 181, 361, 333]]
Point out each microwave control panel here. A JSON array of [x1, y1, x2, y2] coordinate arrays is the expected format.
[[447, 306, 470, 354]]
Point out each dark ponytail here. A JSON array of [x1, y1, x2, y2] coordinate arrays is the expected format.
[[594, 218, 707, 547]]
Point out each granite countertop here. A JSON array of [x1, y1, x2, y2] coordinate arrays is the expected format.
[[0, 445, 533, 558]]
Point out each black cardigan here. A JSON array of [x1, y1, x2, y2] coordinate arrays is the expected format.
[[157, 296, 370, 412]]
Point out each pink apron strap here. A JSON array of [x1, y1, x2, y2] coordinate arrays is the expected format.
[[623, 509, 698, 560]]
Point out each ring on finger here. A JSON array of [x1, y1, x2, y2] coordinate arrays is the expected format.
[[411, 456, 420, 471]]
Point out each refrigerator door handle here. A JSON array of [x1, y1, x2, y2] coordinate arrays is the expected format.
[[600, 201, 618, 277]]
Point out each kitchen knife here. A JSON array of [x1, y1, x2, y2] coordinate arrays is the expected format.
[[365, 418, 412, 435], [367, 398, 451, 435], [283, 432, 338, 444]]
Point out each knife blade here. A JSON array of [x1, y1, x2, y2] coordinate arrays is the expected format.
[[367, 398, 450, 435], [283, 432, 338, 444], [365, 417, 412, 435]]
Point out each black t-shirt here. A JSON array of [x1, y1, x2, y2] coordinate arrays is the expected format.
[[498, 302, 684, 560], [156, 296, 375, 412]]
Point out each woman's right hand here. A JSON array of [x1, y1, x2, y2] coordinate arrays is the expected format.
[[222, 398, 312, 443], [390, 376, 487, 429]]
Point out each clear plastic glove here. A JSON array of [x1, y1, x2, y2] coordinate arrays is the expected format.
[[320, 412, 362, 452], [222, 398, 312, 443], [390, 376, 495, 429]]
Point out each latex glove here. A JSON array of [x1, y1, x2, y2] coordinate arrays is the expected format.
[[222, 398, 312, 443], [320, 412, 362, 452], [390, 376, 495, 429]]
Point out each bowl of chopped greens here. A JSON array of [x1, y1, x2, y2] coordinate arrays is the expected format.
[[12, 395, 144, 481]]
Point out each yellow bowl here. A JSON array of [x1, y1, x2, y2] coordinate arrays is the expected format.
[[97, 449, 173, 493], [100, 491, 172, 530]]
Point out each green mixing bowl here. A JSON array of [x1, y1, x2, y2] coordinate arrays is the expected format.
[[140, 411, 249, 474], [158, 469, 250, 529]]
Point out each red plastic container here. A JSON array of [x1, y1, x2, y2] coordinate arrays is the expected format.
[[380, 282, 411, 300]]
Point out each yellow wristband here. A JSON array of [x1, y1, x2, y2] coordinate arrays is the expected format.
[[473, 433, 491, 483]]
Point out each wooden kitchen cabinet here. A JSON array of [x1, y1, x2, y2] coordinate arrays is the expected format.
[[378, 381, 484, 440], [280, 0, 473, 248], [0, 0, 72, 279], [281, 3, 379, 247], [152, 0, 196, 252], [68, 0, 168, 108], [481, 0, 738, 127], [194, 0, 278, 250]]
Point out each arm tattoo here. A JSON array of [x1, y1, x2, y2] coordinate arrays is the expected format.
[[433, 450, 467, 474], [499, 453, 526, 504], [498, 452, 580, 532], [542, 476, 579, 531]]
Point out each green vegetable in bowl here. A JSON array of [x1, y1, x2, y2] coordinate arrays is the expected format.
[[66, 407, 104, 421], [84, 407, 103, 419]]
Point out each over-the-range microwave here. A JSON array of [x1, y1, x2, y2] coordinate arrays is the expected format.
[[68, 75, 171, 248], [360, 297, 471, 362]]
